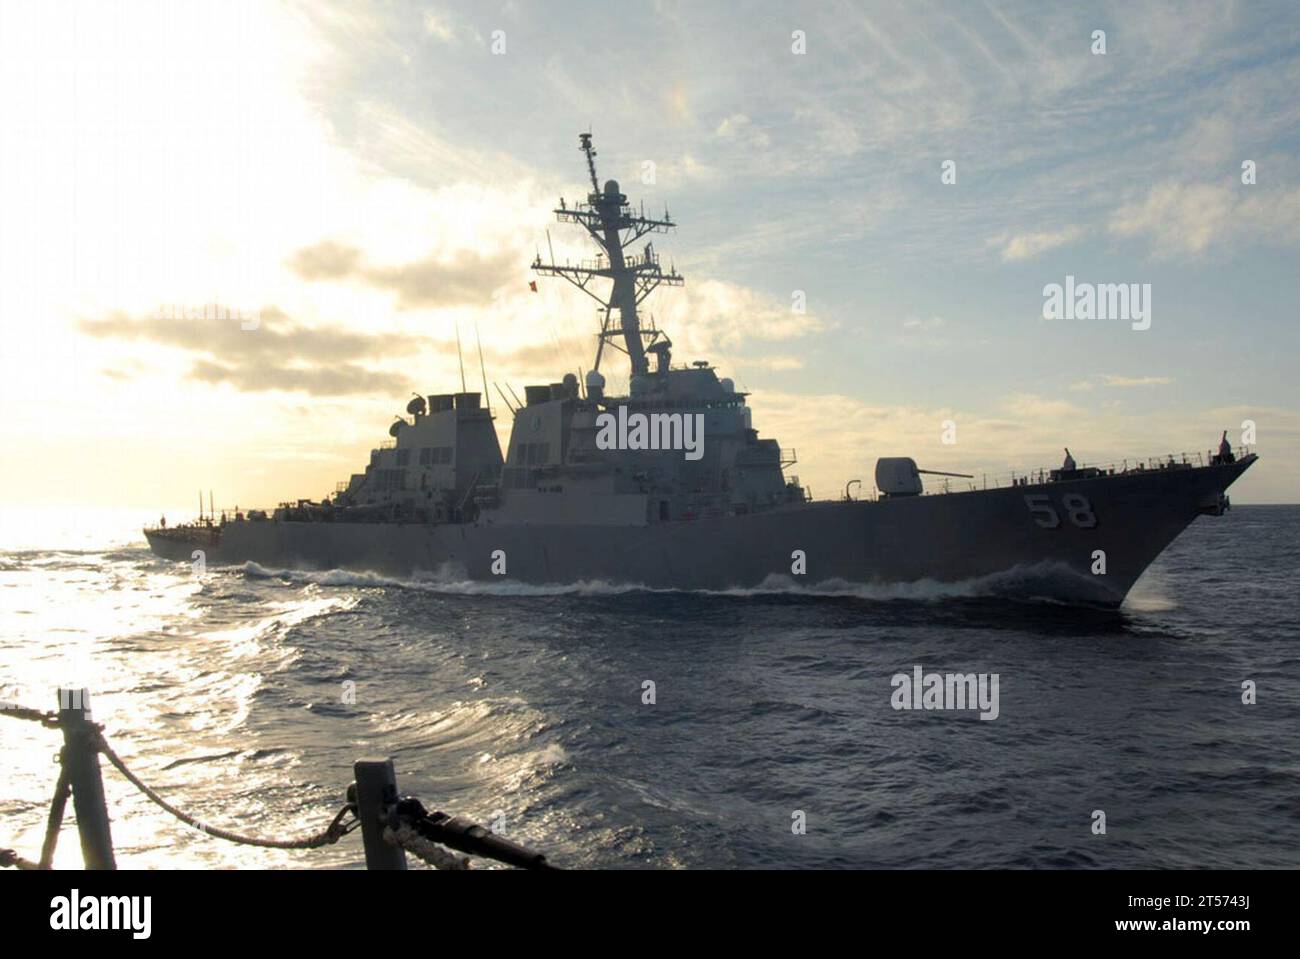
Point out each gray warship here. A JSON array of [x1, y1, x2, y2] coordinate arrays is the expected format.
[[145, 134, 1257, 608]]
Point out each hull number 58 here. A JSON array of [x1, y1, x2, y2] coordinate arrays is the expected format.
[[1023, 493, 1097, 529]]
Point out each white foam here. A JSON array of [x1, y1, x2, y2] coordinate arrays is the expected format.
[[1124, 563, 1178, 612], [240, 559, 1101, 604]]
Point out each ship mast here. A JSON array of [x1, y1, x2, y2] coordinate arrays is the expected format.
[[531, 132, 684, 377]]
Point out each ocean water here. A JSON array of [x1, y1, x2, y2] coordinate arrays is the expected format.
[[1, 505, 1297, 869]]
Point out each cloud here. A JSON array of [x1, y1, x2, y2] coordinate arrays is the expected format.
[[736, 355, 804, 372], [288, 240, 365, 280], [996, 226, 1085, 261], [643, 152, 721, 186], [287, 240, 517, 308], [1070, 374, 1175, 391], [1109, 182, 1300, 257], [78, 307, 422, 396], [1001, 392, 1087, 420], [655, 279, 831, 357], [895, 315, 951, 350], [714, 113, 770, 150], [791, 102, 863, 161], [902, 316, 945, 332], [188, 359, 404, 396], [422, 11, 457, 43]]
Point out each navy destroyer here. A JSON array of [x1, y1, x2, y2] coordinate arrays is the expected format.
[[145, 134, 1257, 607]]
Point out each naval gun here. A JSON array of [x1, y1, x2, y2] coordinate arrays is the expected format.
[[875, 457, 973, 497]]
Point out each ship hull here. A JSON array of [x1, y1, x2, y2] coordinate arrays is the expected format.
[[145, 456, 1256, 607]]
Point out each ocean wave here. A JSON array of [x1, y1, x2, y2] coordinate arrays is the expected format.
[[197, 595, 355, 647], [238, 559, 1105, 605]]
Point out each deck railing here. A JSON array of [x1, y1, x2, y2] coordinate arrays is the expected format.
[[1, 689, 554, 871], [906, 446, 1254, 498]]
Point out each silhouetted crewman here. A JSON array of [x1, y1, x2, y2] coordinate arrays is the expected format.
[[1214, 431, 1235, 465]]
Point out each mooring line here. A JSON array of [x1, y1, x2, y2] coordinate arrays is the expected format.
[[2, 698, 543, 870], [94, 732, 359, 850]]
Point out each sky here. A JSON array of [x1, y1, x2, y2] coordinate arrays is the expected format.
[[1, 0, 1298, 511]]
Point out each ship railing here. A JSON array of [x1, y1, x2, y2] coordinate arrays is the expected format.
[[922, 446, 1254, 496], [534, 256, 610, 275], [147, 514, 224, 531], [156, 505, 278, 528], [0, 688, 556, 871]]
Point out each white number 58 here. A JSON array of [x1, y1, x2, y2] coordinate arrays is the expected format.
[[1024, 493, 1097, 529], [1024, 494, 1060, 529]]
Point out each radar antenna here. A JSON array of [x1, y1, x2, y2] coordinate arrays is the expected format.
[[531, 132, 684, 377], [580, 131, 599, 193]]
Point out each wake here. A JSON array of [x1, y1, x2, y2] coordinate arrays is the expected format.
[[240, 560, 1108, 606]]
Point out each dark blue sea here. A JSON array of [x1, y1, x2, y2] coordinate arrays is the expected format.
[[2, 505, 1297, 868]]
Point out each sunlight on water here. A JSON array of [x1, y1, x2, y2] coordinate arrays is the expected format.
[[2, 506, 1297, 869], [0, 507, 570, 869], [0, 508, 367, 868]]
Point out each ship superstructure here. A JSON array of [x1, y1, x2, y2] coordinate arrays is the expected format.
[[319, 134, 802, 529]]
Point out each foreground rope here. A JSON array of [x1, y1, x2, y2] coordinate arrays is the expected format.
[[0, 704, 60, 728], [94, 732, 358, 850], [0, 848, 42, 870], [384, 822, 469, 870], [4, 698, 549, 868]]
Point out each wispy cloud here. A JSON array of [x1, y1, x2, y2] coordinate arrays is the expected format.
[[995, 226, 1085, 261], [78, 308, 423, 396], [287, 240, 517, 309], [8, 0, 1298, 506], [714, 113, 771, 150], [655, 279, 831, 355], [738, 355, 805, 372], [422, 9, 460, 43], [1109, 181, 1300, 257], [1070, 374, 1175, 392]]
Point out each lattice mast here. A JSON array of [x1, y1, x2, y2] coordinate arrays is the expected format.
[[531, 133, 684, 377]]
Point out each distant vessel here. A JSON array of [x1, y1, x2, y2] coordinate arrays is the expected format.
[[146, 134, 1257, 607]]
